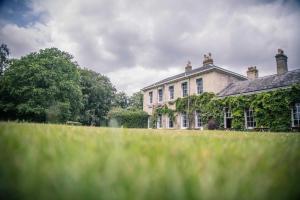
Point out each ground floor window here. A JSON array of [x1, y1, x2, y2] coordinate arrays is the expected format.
[[195, 111, 202, 128], [245, 108, 256, 129], [224, 107, 232, 129], [157, 114, 162, 128], [167, 117, 174, 128], [181, 112, 188, 129], [292, 103, 300, 127]]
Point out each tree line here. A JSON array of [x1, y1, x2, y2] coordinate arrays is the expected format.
[[0, 44, 145, 126]]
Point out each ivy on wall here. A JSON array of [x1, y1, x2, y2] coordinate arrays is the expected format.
[[151, 84, 300, 131]]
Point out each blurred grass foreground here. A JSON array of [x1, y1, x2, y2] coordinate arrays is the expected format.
[[0, 122, 300, 200]]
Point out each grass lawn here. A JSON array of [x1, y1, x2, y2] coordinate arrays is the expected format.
[[0, 122, 300, 200]]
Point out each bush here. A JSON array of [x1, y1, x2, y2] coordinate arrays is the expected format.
[[107, 107, 148, 128]]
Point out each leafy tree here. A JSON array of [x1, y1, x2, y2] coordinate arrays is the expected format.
[[113, 91, 129, 109], [79, 68, 116, 126], [0, 43, 10, 76], [0, 48, 82, 122], [128, 91, 143, 110]]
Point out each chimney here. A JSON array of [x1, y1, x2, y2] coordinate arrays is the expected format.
[[185, 61, 192, 72], [203, 52, 213, 66], [275, 49, 288, 75], [247, 66, 258, 80]]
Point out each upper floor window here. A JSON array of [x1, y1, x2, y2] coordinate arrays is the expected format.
[[169, 85, 174, 100], [196, 78, 203, 94], [195, 111, 202, 128], [245, 108, 256, 129], [181, 112, 188, 129], [292, 103, 300, 127], [158, 89, 163, 102], [149, 91, 153, 104], [182, 82, 188, 97]]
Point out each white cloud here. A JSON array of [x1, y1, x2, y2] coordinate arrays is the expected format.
[[0, 0, 299, 94]]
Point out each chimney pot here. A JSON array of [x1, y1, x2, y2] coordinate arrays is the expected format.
[[275, 49, 288, 75], [185, 61, 192, 72], [247, 66, 258, 80], [203, 52, 214, 66]]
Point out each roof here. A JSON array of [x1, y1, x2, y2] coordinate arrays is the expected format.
[[142, 64, 247, 91], [218, 69, 300, 97]]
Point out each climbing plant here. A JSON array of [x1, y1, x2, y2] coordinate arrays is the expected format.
[[151, 84, 300, 131]]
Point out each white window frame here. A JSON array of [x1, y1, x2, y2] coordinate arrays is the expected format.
[[168, 85, 174, 100], [149, 91, 153, 104], [195, 111, 202, 129], [181, 81, 188, 97], [158, 88, 163, 103], [292, 103, 300, 127], [166, 116, 174, 129], [245, 108, 256, 129], [196, 78, 203, 94], [157, 114, 162, 129], [181, 112, 188, 129], [224, 107, 232, 129]]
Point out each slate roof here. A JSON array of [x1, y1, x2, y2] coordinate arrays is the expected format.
[[218, 69, 300, 97], [142, 64, 246, 91]]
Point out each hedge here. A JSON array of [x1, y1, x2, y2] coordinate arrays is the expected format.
[[107, 107, 148, 128]]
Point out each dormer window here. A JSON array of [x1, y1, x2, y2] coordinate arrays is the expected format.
[[158, 89, 163, 102], [182, 82, 188, 97]]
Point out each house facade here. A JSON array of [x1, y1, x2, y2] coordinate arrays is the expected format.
[[141, 50, 300, 130]]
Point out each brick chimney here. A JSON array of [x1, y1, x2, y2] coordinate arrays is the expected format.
[[275, 49, 288, 75], [185, 61, 192, 72], [247, 66, 258, 80], [203, 52, 213, 66]]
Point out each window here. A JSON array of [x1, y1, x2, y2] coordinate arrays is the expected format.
[[292, 103, 300, 127], [245, 108, 256, 128], [195, 111, 202, 128], [224, 107, 232, 129], [196, 78, 203, 94], [167, 117, 174, 128], [149, 91, 153, 104], [157, 114, 162, 128], [182, 82, 188, 97], [181, 112, 188, 128], [169, 85, 174, 100], [158, 89, 163, 102]]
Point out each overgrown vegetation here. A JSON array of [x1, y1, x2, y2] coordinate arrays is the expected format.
[[107, 107, 148, 128], [0, 44, 144, 127], [1, 122, 300, 200], [152, 84, 300, 131]]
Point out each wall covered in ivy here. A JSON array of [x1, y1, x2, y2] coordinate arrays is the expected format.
[[151, 84, 300, 132]]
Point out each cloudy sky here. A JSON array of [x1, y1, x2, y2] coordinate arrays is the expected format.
[[0, 0, 299, 95]]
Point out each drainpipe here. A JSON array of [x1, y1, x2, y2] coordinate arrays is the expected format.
[[188, 77, 191, 129]]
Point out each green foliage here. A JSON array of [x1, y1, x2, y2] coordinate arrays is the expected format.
[[151, 104, 175, 128], [0, 48, 83, 122], [128, 91, 143, 110], [1, 122, 300, 200], [113, 92, 129, 109], [0, 43, 9, 76], [79, 68, 116, 126], [156, 86, 300, 131], [107, 107, 148, 128]]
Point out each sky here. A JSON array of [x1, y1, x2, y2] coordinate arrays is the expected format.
[[0, 0, 300, 95]]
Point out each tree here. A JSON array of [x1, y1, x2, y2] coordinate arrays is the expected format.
[[113, 91, 129, 109], [0, 48, 82, 122], [79, 68, 116, 126], [128, 91, 143, 110], [0, 43, 10, 76]]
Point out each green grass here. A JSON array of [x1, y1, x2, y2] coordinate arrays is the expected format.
[[0, 122, 300, 200]]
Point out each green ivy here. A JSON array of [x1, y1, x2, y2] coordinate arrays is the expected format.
[[151, 84, 300, 131]]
